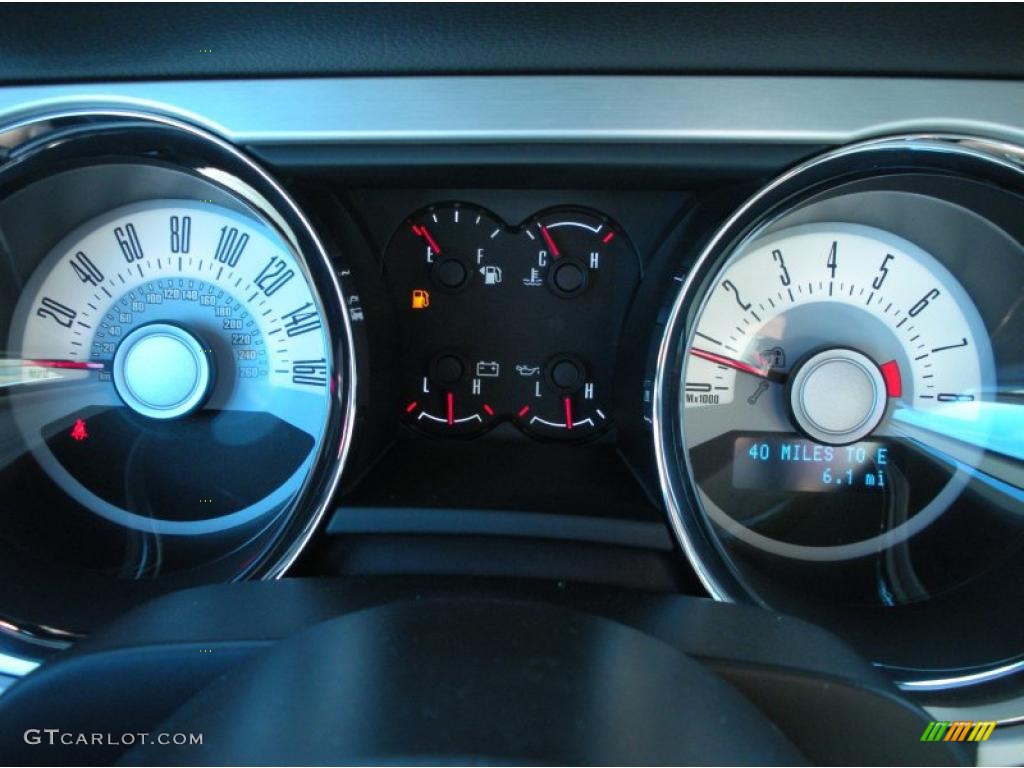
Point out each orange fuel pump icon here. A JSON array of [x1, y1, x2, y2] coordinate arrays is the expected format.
[[411, 289, 430, 310]]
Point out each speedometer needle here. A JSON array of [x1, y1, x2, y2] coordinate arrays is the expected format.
[[23, 359, 106, 371], [689, 348, 787, 384], [0, 359, 106, 389]]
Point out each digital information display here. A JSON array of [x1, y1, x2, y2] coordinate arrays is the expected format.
[[732, 436, 890, 493]]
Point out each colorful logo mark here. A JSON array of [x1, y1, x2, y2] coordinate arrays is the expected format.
[[921, 721, 997, 742]]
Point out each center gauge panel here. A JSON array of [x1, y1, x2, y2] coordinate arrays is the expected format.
[[384, 203, 641, 440]]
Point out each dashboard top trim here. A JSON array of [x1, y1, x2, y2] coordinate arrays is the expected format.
[[1, 76, 1024, 147]]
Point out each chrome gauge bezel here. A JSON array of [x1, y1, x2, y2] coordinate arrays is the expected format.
[[653, 134, 1024, 688], [0, 109, 358, 644]]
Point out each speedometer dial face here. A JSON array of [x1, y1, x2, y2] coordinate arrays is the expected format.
[[682, 222, 996, 560], [9, 199, 332, 535]]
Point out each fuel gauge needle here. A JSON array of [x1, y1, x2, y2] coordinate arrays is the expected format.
[[411, 224, 443, 255], [689, 348, 787, 384]]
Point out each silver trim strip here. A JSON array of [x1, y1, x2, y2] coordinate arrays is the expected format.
[[0, 77, 1024, 146], [902, 659, 1024, 693]]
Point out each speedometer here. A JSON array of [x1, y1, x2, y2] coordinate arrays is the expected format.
[[10, 199, 332, 534], [683, 222, 995, 560], [0, 111, 355, 639]]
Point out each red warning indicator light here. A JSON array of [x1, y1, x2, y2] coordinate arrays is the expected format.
[[70, 418, 88, 442]]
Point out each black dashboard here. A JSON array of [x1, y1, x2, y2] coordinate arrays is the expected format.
[[1, 4, 1023, 766]]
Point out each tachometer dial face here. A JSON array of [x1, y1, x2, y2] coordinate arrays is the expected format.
[[9, 199, 333, 535], [682, 222, 996, 560]]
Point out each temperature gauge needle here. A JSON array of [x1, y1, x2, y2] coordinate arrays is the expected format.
[[563, 396, 574, 430], [690, 348, 787, 384], [446, 391, 455, 426], [539, 225, 561, 258]]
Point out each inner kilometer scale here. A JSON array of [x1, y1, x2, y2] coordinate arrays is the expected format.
[[384, 203, 640, 440]]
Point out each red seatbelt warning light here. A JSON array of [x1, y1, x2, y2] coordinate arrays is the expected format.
[[70, 418, 88, 442]]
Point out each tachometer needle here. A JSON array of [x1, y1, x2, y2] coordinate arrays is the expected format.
[[411, 224, 443, 256], [689, 348, 787, 384], [539, 225, 561, 258], [563, 396, 574, 430]]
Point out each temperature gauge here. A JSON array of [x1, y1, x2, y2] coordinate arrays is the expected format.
[[524, 209, 618, 299]]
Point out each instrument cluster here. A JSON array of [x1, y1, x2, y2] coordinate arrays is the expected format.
[[0, 106, 1022, 697]]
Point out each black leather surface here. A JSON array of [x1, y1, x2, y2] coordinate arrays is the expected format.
[[118, 600, 806, 766], [0, 580, 973, 766], [0, 3, 1022, 85]]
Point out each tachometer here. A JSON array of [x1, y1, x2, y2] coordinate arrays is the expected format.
[[653, 135, 1024, 682], [681, 222, 994, 560]]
